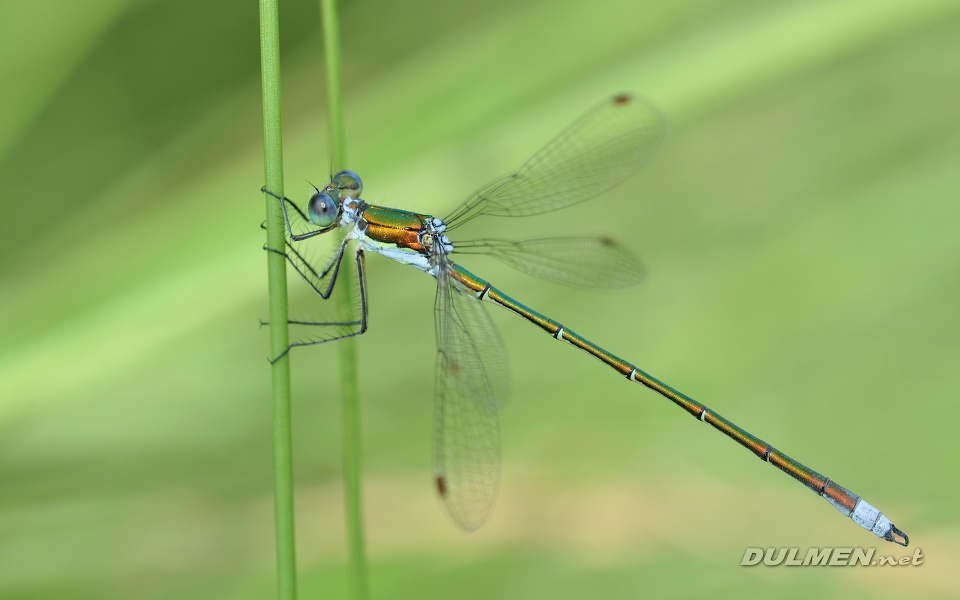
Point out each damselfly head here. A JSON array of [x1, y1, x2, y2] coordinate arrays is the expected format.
[[333, 170, 363, 199], [307, 191, 341, 228]]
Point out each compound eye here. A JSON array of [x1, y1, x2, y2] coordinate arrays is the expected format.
[[307, 192, 340, 227], [333, 170, 362, 199]]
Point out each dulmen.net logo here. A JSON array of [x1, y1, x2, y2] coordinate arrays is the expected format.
[[741, 547, 924, 567]]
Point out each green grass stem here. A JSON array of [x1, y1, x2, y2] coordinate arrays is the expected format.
[[259, 1, 298, 599], [321, 0, 369, 598]]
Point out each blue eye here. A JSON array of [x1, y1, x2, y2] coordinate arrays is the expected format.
[[334, 170, 362, 199], [308, 192, 340, 227]]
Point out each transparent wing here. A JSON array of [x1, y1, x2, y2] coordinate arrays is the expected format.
[[454, 237, 645, 289], [443, 94, 668, 229], [433, 257, 509, 530]]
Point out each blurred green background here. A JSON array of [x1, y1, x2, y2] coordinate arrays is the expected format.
[[1, 0, 958, 598]]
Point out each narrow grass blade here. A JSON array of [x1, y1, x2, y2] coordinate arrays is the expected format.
[[259, 0, 298, 598], [321, 0, 369, 598]]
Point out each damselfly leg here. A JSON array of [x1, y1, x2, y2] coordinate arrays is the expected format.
[[263, 187, 369, 362]]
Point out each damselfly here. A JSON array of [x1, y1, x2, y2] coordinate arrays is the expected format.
[[263, 94, 907, 545]]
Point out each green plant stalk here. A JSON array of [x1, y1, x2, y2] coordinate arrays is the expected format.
[[321, 1, 369, 599], [259, 0, 298, 599]]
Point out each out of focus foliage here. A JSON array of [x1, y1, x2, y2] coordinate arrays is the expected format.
[[1, 1, 957, 598]]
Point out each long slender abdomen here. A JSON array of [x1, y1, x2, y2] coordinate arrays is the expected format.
[[445, 263, 908, 546]]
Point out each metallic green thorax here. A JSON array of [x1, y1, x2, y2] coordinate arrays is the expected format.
[[358, 205, 432, 253], [361, 205, 428, 229]]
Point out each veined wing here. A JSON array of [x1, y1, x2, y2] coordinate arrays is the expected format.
[[443, 94, 667, 229], [433, 256, 509, 530], [454, 237, 645, 289]]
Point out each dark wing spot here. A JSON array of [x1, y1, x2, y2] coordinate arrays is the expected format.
[[436, 474, 448, 497], [613, 93, 633, 105]]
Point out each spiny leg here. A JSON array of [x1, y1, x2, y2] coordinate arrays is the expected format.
[[263, 234, 351, 300], [267, 249, 369, 363]]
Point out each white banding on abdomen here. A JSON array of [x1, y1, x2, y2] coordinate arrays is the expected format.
[[851, 499, 893, 539]]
